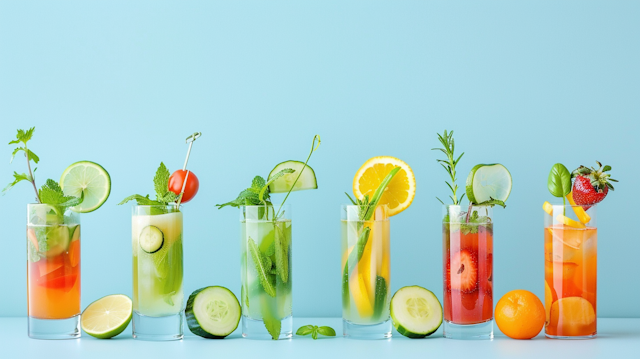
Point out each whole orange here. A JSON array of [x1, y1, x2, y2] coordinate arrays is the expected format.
[[495, 289, 545, 339]]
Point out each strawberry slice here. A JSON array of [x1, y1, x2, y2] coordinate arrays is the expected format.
[[448, 249, 479, 293]]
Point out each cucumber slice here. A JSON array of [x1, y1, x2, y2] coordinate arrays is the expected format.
[[44, 225, 70, 257], [268, 160, 318, 193], [139, 225, 164, 254], [186, 286, 241, 339], [390, 286, 442, 338]]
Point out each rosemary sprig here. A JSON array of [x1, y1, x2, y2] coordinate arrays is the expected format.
[[432, 130, 465, 205]]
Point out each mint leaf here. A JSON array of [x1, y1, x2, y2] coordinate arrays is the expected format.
[[252, 176, 266, 191], [8, 127, 35, 145], [317, 326, 336, 337], [3, 171, 31, 194], [263, 240, 275, 257], [274, 223, 289, 283], [248, 237, 276, 297], [118, 194, 164, 206], [296, 325, 315, 336], [39, 179, 83, 212], [10, 147, 39, 164], [216, 182, 265, 209], [153, 162, 172, 202], [477, 197, 506, 208], [264, 316, 281, 340]]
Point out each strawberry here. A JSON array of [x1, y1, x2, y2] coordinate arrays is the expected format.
[[447, 249, 478, 293], [571, 161, 618, 210]]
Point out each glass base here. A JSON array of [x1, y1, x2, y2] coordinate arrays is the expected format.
[[242, 315, 292, 340], [28, 315, 81, 340], [343, 318, 392, 339], [546, 333, 597, 340], [443, 319, 493, 340], [132, 311, 184, 341]]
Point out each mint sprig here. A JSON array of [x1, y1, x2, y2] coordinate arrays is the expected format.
[[5, 127, 83, 212], [216, 169, 294, 209], [4, 127, 41, 202], [119, 162, 181, 206], [296, 325, 336, 340]]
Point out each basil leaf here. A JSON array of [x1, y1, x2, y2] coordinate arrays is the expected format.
[[317, 326, 336, 337], [547, 163, 572, 197], [296, 325, 315, 336]]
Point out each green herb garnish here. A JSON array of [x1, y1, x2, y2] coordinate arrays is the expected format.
[[296, 325, 336, 340], [548, 163, 572, 205], [432, 130, 465, 205], [5, 127, 83, 216], [119, 162, 181, 207]]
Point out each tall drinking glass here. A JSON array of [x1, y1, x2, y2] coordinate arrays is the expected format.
[[27, 204, 81, 339], [442, 205, 494, 340], [341, 204, 391, 339], [240, 204, 292, 340], [544, 204, 597, 339], [132, 205, 184, 340]]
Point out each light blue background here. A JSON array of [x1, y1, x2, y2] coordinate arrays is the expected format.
[[1, 1, 639, 319]]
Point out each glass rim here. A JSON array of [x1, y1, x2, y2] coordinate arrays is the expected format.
[[341, 204, 389, 208], [441, 204, 493, 208], [546, 203, 597, 208], [132, 204, 182, 208], [239, 203, 291, 208]]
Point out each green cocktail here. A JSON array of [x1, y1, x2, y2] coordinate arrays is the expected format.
[[132, 206, 183, 317], [240, 205, 292, 339], [130, 205, 184, 340]]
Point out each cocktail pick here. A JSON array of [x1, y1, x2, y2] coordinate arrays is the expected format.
[[176, 132, 201, 207]]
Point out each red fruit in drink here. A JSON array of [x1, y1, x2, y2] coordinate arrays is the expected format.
[[571, 161, 617, 210], [448, 249, 478, 293]]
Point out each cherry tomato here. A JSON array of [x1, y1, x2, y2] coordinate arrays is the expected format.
[[169, 170, 199, 203]]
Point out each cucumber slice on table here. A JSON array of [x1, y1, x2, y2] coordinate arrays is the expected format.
[[186, 286, 241, 339], [139, 225, 164, 253], [268, 160, 317, 193], [390, 286, 442, 338]]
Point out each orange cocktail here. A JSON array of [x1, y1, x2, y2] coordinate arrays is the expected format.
[[544, 205, 597, 338], [27, 205, 81, 323]]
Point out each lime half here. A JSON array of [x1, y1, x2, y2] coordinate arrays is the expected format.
[[465, 163, 512, 205], [60, 161, 111, 213], [81, 294, 132, 339]]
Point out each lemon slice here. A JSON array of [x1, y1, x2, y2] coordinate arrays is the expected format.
[[353, 156, 416, 216], [81, 294, 132, 339]]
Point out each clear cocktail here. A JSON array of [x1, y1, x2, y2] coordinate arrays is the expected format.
[[341, 204, 391, 339]]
